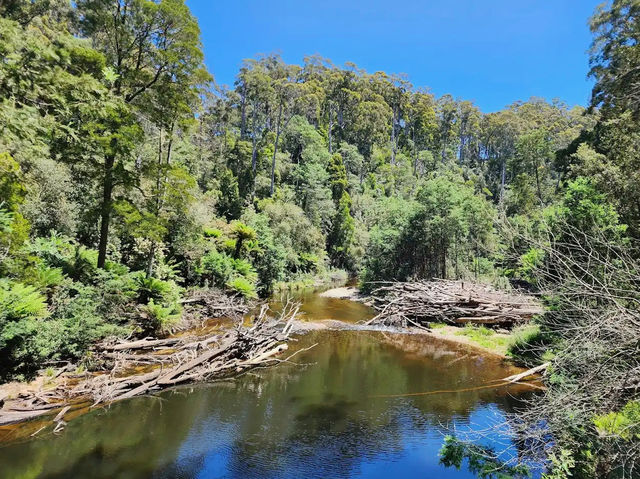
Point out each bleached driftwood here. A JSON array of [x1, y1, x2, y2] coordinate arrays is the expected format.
[[366, 280, 542, 329]]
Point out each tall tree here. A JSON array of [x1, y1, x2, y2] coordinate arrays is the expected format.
[[76, 0, 206, 268]]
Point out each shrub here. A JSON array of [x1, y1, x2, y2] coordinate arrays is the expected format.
[[197, 249, 258, 297], [507, 323, 556, 367], [45, 282, 128, 359], [29, 265, 64, 292], [226, 276, 257, 299], [198, 249, 235, 287], [142, 299, 182, 332], [0, 280, 48, 380], [232, 258, 258, 283]]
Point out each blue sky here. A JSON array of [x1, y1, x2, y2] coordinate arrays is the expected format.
[[186, 0, 603, 112]]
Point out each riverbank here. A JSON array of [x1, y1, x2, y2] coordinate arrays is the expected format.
[[319, 283, 541, 359], [0, 327, 536, 478], [318, 286, 361, 300], [0, 281, 540, 435], [0, 302, 300, 429]]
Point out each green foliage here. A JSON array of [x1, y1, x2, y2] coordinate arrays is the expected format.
[[556, 177, 626, 238], [542, 449, 576, 479], [226, 276, 258, 299], [197, 248, 258, 297], [593, 401, 640, 441], [360, 197, 419, 289], [133, 273, 181, 306], [230, 221, 257, 258], [327, 191, 356, 270], [198, 250, 236, 287], [1, 11, 638, 479], [517, 248, 545, 284], [217, 168, 243, 220], [0, 153, 26, 211], [142, 299, 182, 333], [0, 280, 48, 380], [439, 436, 531, 479], [455, 324, 511, 353], [506, 324, 556, 367], [361, 173, 495, 284]]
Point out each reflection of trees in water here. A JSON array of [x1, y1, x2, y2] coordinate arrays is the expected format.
[[0, 330, 529, 478], [161, 330, 527, 478], [0, 392, 208, 479]]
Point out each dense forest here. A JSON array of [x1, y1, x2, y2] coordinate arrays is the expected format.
[[2, 0, 640, 477]]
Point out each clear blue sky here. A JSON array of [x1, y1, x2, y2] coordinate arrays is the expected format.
[[186, 0, 602, 112]]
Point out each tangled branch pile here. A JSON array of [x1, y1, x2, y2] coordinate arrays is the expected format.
[[504, 224, 640, 478], [179, 288, 254, 327], [365, 280, 542, 329], [0, 303, 299, 427]]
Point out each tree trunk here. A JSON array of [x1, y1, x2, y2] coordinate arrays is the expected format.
[[240, 84, 247, 139], [499, 158, 506, 205], [391, 107, 399, 166], [534, 160, 542, 203], [146, 127, 174, 278], [146, 129, 164, 278], [412, 127, 419, 177], [97, 154, 115, 269], [251, 102, 259, 174], [270, 102, 283, 197], [328, 103, 333, 154]]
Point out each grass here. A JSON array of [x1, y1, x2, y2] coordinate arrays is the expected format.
[[455, 324, 511, 353], [430, 322, 447, 329], [505, 323, 555, 366], [449, 322, 547, 360]]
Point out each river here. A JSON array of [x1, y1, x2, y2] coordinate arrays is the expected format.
[[0, 288, 534, 478]]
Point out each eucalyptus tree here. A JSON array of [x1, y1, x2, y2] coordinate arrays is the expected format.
[[406, 89, 438, 176], [369, 72, 412, 166], [589, 0, 640, 117], [76, 0, 207, 268], [480, 110, 518, 203], [322, 65, 361, 153], [237, 59, 274, 178], [437, 94, 459, 162], [350, 76, 392, 183], [266, 59, 303, 196], [326, 153, 355, 269], [456, 100, 481, 166]]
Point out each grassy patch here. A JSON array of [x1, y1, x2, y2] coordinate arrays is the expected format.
[[506, 324, 556, 367], [455, 324, 511, 353], [430, 322, 447, 329]]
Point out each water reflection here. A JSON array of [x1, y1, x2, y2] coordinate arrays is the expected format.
[[0, 330, 530, 479], [269, 286, 376, 324]]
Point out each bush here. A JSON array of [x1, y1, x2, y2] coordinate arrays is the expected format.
[[142, 299, 182, 332], [198, 249, 235, 287], [45, 282, 128, 359], [0, 280, 48, 380], [197, 249, 258, 298], [227, 276, 257, 299]]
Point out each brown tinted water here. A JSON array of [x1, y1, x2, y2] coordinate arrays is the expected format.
[[0, 291, 532, 479]]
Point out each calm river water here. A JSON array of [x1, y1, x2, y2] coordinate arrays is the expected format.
[[0, 289, 532, 478]]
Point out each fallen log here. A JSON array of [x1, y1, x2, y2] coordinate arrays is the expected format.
[[503, 362, 550, 383], [0, 302, 302, 427], [104, 337, 184, 351]]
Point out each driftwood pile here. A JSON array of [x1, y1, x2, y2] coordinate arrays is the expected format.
[[366, 280, 542, 329], [0, 303, 300, 427], [179, 288, 253, 327]]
